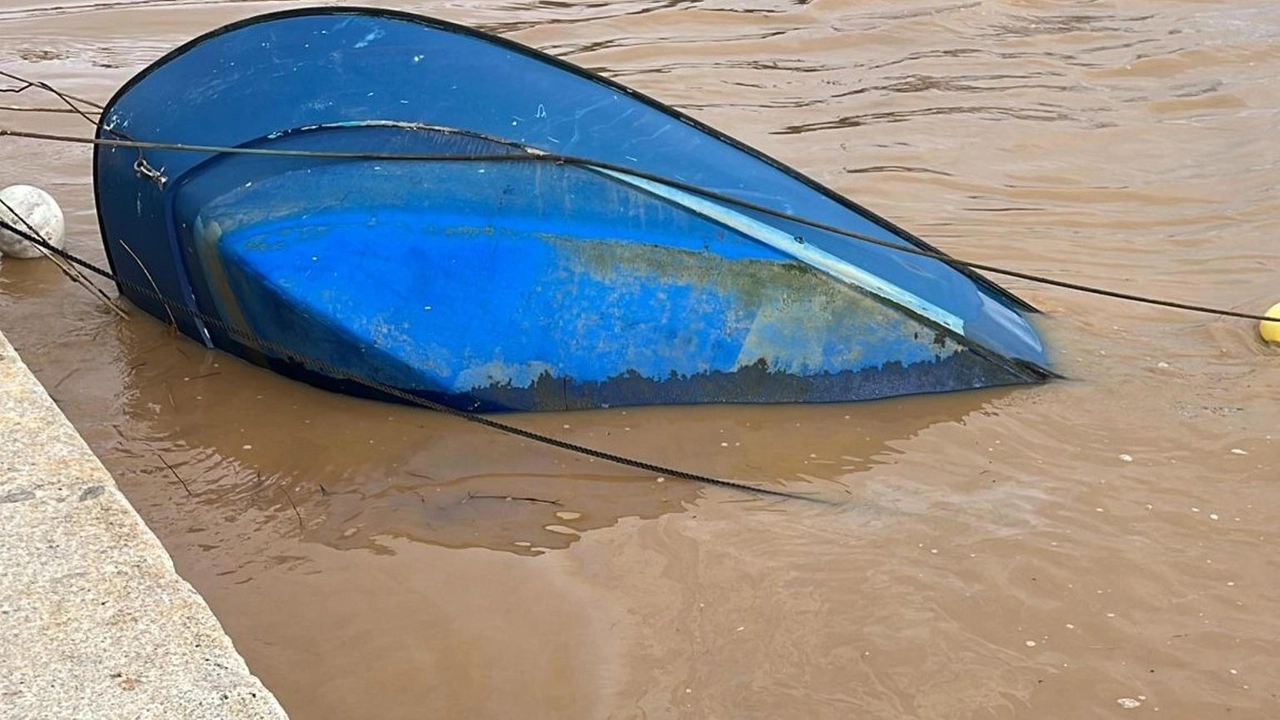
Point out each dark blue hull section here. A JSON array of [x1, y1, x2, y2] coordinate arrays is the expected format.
[[93, 8, 1052, 412]]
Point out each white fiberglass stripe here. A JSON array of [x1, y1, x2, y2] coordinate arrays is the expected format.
[[594, 167, 965, 335]]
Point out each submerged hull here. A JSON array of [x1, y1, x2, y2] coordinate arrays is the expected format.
[[94, 8, 1052, 412]]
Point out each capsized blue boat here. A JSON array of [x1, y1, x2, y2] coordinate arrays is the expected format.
[[93, 7, 1053, 413]]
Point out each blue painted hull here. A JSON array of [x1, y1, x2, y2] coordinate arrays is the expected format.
[[93, 8, 1052, 412]]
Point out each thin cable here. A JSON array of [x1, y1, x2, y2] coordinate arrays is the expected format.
[[0, 215, 825, 504], [3, 125, 1275, 324], [0, 69, 105, 109], [0, 70, 102, 130], [0, 104, 96, 114]]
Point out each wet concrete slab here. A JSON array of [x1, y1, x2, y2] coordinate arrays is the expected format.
[[0, 329, 287, 719]]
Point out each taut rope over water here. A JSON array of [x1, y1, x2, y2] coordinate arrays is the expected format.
[[2, 122, 1276, 326]]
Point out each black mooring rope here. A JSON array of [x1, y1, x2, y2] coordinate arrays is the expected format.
[[0, 64, 1273, 324], [1, 125, 1275, 325], [0, 212, 825, 504]]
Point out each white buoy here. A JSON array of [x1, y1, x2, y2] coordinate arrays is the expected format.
[[0, 184, 66, 259]]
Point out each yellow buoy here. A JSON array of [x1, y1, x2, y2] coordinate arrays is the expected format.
[[1262, 302, 1280, 345]]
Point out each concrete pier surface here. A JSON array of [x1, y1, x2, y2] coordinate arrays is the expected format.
[[0, 330, 289, 719]]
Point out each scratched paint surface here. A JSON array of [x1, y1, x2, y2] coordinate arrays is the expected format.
[[184, 157, 1024, 410]]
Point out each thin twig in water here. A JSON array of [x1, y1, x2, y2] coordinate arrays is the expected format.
[[464, 492, 562, 506], [404, 470, 435, 480], [319, 484, 329, 497], [250, 471, 270, 496], [187, 371, 222, 380], [52, 368, 79, 390], [0, 197, 129, 319], [281, 484, 304, 533], [48, 249, 130, 318], [117, 239, 175, 328], [157, 454, 192, 496]]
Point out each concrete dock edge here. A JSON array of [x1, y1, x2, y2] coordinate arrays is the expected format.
[[0, 329, 289, 719]]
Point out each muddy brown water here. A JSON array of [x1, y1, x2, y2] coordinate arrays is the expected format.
[[3, 0, 1280, 717]]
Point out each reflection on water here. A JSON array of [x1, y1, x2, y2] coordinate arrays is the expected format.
[[3, 0, 1280, 718], [109, 316, 995, 560]]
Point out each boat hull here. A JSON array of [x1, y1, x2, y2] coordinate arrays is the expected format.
[[94, 8, 1053, 412], [171, 130, 1034, 411]]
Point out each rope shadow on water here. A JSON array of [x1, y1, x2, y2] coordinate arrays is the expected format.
[[0, 212, 833, 505]]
